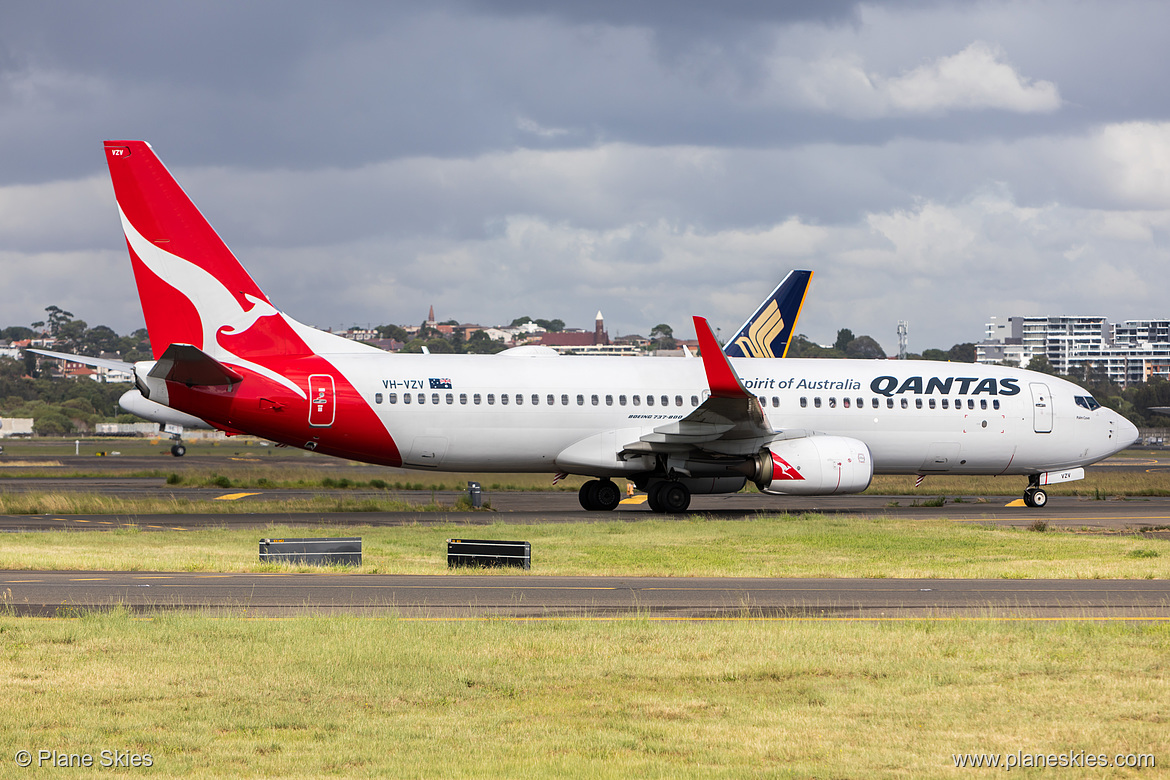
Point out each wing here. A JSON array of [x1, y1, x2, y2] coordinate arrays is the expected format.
[[624, 316, 781, 458]]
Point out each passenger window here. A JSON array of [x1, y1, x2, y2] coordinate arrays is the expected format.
[[547, 394, 555, 406], [633, 395, 641, 406], [389, 393, 398, 404], [928, 398, 935, 409], [941, 398, 948, 409], [591, 395, 599, 406], [418, 393, 425, 404], [516, 394, 523, 405], [647, 395, 655, 407], [901, 398, 908, 409], [375, 393, 383, 404], [871, 398, 878, 409], [993, 399, 1000, 410], [474, 394, 481, 405], [773, 397, 780, 407], [800, 397, 808, 408], [980, 399, 987, 410], [915, 398, 922, 409], [759, 396, 767, 408], [606, 395, 613, 406], [500, 394, 508, 405], [886, 398, 894, 409], [487, 394, 495, 405], [619, 395, 627, 406], [814, 397, 822, 408], [577, 394, 585, 406], [446, 393, 453, 405], [661, 395, 669, 407], [460, 394, 467, 405], [404, 393, 412, 405], [842, 398, 850, 408], [692, 396, 700, 406], [856, 398, 863, 408], [829, 397, 837, 408], [532, 394, 539, 405], [432, 393, 439, 405], [968, 399, 974, 410], [561, 394, 569, 405], [675, 395, 683, 407]]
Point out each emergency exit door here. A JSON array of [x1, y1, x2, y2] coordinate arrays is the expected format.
[[1030, 382, 1052, 433], [309, 374, 336, 427]]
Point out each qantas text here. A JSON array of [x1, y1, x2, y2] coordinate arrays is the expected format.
[[741, 376, 1020, 397]]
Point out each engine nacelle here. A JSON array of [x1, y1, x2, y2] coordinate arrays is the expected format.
[[747, 436, 873, 495]]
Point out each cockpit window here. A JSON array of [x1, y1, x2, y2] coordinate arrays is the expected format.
[[1074, 396, 1102, 411]]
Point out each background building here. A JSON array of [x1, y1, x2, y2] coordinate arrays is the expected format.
[[977, 315, 1170, 386]]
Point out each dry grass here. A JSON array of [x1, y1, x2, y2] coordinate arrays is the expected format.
[[0, 516, 1164, 579], [0, 613, 1165, 778]]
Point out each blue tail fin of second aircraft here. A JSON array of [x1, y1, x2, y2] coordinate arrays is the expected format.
[[723, 270, 813, 358]]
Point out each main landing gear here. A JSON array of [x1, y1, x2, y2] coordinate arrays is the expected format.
[[578, 478, 622, 511], [646, 481, 690, 513], [1023, 475, 1048, 508]]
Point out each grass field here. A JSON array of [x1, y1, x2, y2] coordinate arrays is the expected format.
[[1, 613, 1165, 778], [3, 438, 1170, 496], [0, 516, 1164, 579]]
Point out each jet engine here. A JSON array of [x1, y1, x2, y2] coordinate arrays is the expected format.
[[743, 436, 873, 495]]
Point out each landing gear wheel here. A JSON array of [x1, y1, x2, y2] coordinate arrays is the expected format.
[[170, 444, 186, 457], [578, 480, 601, 511], [657, 482, 691, 513], [1023, 487, 1047, 508], [646, 482, 665, 513], [593, 479, 621, 511]]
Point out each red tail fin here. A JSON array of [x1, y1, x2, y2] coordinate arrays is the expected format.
[[104, 140, 303, 360]]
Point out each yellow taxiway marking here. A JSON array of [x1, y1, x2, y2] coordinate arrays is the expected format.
[[215, 492, 261, 501], [170, 527, 188, 531], [73, 518, 89, 523], [4, 580, 43, 583], [69, 578, 109, 581], [620, 495, 649, 505], [133, 576, 173, 579], [1005, 499, 1027, 507]]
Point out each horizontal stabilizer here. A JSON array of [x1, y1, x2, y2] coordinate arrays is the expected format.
[[147, 344, 244, 387], [26, 348, 134, 374]]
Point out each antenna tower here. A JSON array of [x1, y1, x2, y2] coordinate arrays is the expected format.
[[897, 321, 908, 360]]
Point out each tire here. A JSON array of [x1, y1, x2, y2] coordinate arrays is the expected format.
[[1029, 488, 1048, 508], [658, 482, 691, 513], [593, 479, 621, 511], [646, 482, 665, 513], [578, 480, 600, 511], [171, 444, 186, 457]]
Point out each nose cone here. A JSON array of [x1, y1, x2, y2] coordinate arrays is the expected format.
[[1119, 416, 1140, 449]]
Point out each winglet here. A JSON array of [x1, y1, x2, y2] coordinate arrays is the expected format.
[[693, 316, 751, 399]]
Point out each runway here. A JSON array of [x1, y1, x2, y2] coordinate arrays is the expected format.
[[2, 492, 1170, 535], [3, 571, 1168, 619]]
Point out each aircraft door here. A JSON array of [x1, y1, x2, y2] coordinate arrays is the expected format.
[[1030, 382, 1052, 433], [308, 374, 336, 427]]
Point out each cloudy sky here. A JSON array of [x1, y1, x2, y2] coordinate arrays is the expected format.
[[3, 1, 1169, 351]]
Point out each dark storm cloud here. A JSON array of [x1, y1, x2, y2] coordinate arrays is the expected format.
[[3, 1, 1170, 348]]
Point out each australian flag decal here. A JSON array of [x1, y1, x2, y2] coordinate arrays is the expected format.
[[429, 378, 453, 389]]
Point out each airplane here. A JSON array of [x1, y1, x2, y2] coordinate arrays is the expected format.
[[98, 140, 1139, 511], [722, 270, 812, 358]]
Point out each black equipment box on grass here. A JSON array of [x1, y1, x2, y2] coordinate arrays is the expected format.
[[259, 537, 362, 566], [447, 539, 530, 569]]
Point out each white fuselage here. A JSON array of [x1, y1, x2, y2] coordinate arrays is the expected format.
[[316, 350, 1136, 476]]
